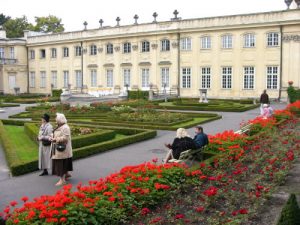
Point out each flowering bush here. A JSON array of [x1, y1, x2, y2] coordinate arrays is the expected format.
[[3, 103, 300, 224], [114, 108, 186, 123], [111, 105, 134, 113], [3, 163, 188, 225], [206, 130, 246, 154]]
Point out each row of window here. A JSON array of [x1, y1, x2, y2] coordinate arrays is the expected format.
[[29, 68, 169, 89], [29, 66, 279, 90], [183, 66, 278, 90], [28, 32, 280, 59], [0, 47, 15, 59]]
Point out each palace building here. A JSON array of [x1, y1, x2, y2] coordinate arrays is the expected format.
[[0, 3, 300, 100]]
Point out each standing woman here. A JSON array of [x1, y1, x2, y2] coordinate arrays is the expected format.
[[51, 113, 73, 186], [38, 113, 53, 176]]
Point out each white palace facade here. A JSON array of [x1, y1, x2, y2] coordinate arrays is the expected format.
[[1, 6, 300, 100]]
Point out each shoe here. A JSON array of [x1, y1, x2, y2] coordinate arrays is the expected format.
[[55, 180, 66, 186], [39, 170, 48, 176]]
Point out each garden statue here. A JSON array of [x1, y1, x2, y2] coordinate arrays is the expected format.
[[199, 89, 208, 103]]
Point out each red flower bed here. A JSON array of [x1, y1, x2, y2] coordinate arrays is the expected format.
[[2, 102, 300, 224], [2, 163, 188, 224]]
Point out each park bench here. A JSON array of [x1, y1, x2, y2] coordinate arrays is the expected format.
[[168, 147, 205, 165], [234, 123, 252, 135]]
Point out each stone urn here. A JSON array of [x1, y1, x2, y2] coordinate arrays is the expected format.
[[295, 0, 300, 8], [285, 0, 293, 8]]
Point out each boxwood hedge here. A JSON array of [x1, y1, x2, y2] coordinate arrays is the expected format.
[[0, 120, 157, 176]]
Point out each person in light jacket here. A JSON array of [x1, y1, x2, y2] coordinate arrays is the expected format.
[[50, 113, 73, 186], [38, 113, 53, 176]]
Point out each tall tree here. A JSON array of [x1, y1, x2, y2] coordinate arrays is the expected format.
[[3, 16, 33, 38], [34, 15, 64, 33], [0, 13, 11, 26]]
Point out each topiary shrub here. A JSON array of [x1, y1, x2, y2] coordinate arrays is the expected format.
[[277, 194, 300, 225], [287, 85, 300, 103], [51, 89, 63, 97]]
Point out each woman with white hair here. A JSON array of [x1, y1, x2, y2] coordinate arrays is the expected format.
[[163, 128, 195, 163], [50, 113, 73, 186]]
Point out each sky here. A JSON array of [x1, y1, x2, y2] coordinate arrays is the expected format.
[[1, 0, 293, 32]]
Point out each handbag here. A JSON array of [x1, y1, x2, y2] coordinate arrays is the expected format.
[[56, 143, 66, 152], [42, 139, 52, 146], [40, 124, 52, 146]]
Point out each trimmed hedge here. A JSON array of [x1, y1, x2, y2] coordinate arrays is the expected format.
[[72, 130, 116, 149], [0, 121, 38, 176], [157, 103, 259, 112], [128, 90, 149, 100], [1, 119, 25, 126], [71, 114, 221, 131], [24, 123, 39, 142], [73, 129, 156, 159], [0, 120, 157, 176], [23, 122, 117, 149], [277, 194, 300, 225], [0, 103, 20, 107]]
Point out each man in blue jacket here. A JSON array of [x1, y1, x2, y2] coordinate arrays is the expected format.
[[193, 126, 209, 149]]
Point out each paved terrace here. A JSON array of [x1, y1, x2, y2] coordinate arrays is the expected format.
[[0, 103, 286, 210]]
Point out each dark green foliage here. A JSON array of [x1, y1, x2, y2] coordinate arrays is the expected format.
[[128, 90, 149, 100], [24, 123, 39, 142], [1, 119, 25, 126], [0, 119, 157, 176], [0, 13, 10, 26], [73, 130, 156, 159], [72, 130, 116, 149], [287, 86, 300, 103], [277, 194, 300, 225], [51, 89, 63, 97]]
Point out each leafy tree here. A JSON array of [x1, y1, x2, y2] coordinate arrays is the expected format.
[[3, 16, 33, 38], [34, 15, 64, 33], [0, 13, 11, 26]]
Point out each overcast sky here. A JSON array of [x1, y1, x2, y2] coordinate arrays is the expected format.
[[1, 0, 293, 32]]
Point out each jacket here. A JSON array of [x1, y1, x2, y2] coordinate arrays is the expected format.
[[51, 124, 73, 160], [193, 133, 209, 149], [171, 137, 195, 159]]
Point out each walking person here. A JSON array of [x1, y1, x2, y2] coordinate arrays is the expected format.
[[37, 113, 53, 176], [260, 90, 270, 115], [50, 113, 73, 186], [193, 126, 209, 149]]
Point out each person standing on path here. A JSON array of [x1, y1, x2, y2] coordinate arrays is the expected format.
[[50, 113, 73, 186], [260, 90, 270, 115], [37, 113, 53, 176]]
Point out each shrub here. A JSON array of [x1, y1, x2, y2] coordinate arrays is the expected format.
[[128, 90, 149, 100], [24, 123, 39, 142], [52, 89, 63, 97], [277, 194, 300, 225], [287, 85, 300, 103], [72, 130, 116, 149]]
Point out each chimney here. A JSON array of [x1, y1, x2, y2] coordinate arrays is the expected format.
[[23, 30, 29, 39], [0, 26, 6, 39]]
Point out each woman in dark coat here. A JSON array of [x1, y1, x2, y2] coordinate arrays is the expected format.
[[164, 128, 195, 163]]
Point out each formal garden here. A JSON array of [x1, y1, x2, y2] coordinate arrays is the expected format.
[[9, 103, 221, 130], [1, 100, 300, 224]]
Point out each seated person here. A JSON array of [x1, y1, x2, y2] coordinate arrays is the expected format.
[[193, 126, 209, 149], [164, 128, 195, 163]]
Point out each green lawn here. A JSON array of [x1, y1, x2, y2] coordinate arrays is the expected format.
[[4, 125, 38, 162]]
